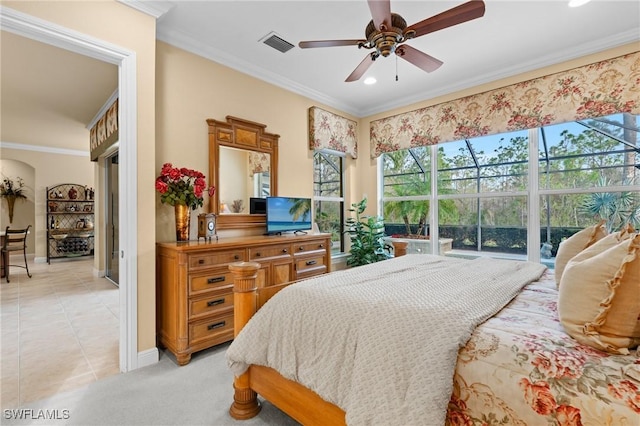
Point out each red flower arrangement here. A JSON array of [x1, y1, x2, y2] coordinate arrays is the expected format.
[[155, 163, 215, 210]]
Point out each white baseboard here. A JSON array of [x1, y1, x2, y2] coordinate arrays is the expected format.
[[34, 256, 47, 264], [137, 347, 159, 369]]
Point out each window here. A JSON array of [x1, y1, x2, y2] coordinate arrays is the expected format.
[[382, 147, 431, 237], [313, 150, 345, 253], [381, 113, 639, 265], [436, 131, 529, 256], [539, 116, 636, 190], [539, 113, 639, 261]]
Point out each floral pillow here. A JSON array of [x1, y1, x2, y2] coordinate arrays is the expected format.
[[558, 233, 640, 354], [554, 220, 607, 287]]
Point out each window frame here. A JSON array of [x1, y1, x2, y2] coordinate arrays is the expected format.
[[380, 113, 639, 263], [313, 149, 346, 254]]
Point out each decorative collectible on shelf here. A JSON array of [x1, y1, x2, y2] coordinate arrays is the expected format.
[[197, 213, 218, 242], [45, 183, 95, 263]]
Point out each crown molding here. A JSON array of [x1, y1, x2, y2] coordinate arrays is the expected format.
[[87, 89, 119, 130], [0, 141, 89, 157], [156, 27, 360, 117], [159, 20, 638, 118], [117, 0, 175, 19]]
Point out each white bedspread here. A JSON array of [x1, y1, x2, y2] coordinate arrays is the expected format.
[[226, 254, 546, 425]]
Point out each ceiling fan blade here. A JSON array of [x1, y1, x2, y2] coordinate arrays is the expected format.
[[345, 54, 376, 82], [368, 0, 392, 30], [396, 45, 443, 73], [405, 0, 486, 38], [299, 40, 365, 49]]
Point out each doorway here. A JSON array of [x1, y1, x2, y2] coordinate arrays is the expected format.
[[106, 152, 119, 285], [1, 6, 143, 373]]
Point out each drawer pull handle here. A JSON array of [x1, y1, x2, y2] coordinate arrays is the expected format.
[[282, 248, 288, 253], [319, 244, 324, 248], [234, 255, 240, 260], [198, 259, 205, 264], [207, 321, 225, 331], [255, 252, 261, 257], [207, 276, 225, 284], [306, 260, 317, 266], [298, 246, 304, 251], [207, 298, 225, 307]]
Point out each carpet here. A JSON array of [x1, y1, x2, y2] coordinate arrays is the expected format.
[[3, 343, 299, 425]]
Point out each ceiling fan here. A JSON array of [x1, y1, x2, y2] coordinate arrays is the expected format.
[[298, 0, 486, 82]]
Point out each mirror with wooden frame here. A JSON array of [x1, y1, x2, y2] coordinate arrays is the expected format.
[[207, 116, 279, 230]]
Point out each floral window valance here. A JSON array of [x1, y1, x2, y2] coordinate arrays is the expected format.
[[309, 106, 358, 159], [90, 98, 118, 161], [370, 52, 640, 158], [248, 151, 270, 176]]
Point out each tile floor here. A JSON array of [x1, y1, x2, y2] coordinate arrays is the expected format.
[[0, 257, 120, 409]]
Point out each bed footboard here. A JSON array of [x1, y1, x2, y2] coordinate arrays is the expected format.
[[228, 261, 261, 419], [228, 241, 409, 421]]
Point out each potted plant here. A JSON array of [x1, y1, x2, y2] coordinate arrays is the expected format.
[[344, 197, 391, 267], [1, 176, 27, 224], [155, 163, 215, 241]]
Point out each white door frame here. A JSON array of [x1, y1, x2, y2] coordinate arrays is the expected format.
[[0, 6, 140, 372]]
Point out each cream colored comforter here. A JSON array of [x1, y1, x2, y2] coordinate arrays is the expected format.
[[226, 254, 546, 425]]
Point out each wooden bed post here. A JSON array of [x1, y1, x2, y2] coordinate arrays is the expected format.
[[229, 261, 261, 420]]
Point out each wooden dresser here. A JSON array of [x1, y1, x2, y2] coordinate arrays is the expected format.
[[156, 233, 332, 365]]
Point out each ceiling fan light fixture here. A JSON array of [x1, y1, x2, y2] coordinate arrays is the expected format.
[[300, 0, 487, 82], [364, 77, 377, 85]]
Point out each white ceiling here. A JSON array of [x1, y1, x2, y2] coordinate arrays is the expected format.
[[0, 31, 118, 150], [149, 0, 640, 117], [1, 0, 638, 149]]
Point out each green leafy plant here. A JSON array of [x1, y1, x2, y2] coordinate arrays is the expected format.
[[581, 176, 640, 232], [344, 197, 391, 267]]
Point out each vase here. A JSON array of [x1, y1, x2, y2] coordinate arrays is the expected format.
[[5, 195, 16, 224], [174, 204, 191, 241]]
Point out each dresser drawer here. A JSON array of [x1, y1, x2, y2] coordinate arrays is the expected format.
[[189, 314, 234, 348], [248, 244, 291, 260], [190, 270, 234, 294], [189, 292, 233, 320], [189, 250, 245, 270], [293, 239, 328, 255], [295, 254, 327, 277]]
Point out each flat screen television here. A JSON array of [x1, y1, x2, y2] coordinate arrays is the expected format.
[[265, 196, 312, 235]]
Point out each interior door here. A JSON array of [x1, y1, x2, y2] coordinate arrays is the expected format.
[[106, 152, 119, 284]]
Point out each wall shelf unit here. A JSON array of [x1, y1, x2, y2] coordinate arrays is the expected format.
[[46, 183, 95, 263]]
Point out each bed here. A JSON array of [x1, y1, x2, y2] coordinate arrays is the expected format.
[[225, 248, 640, 425]]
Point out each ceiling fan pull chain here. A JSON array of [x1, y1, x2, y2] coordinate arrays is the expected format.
[[395, 54, 399, 81]]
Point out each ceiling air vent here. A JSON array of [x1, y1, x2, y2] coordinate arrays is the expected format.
[[260, 32, 294, 53]]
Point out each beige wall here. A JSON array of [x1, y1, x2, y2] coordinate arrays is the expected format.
[[3, 0, 158, 352], [0, 159, 35, 252], [0, 153, 92, 259], [155, 41, 360, 241]]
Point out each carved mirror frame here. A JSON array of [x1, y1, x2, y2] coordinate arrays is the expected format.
[[207, 116, 279, 230]]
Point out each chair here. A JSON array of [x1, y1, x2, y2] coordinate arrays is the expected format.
[[2, 225, 32, 283]]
